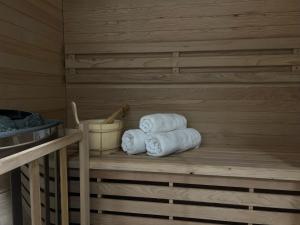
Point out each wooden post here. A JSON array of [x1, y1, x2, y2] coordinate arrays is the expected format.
[[60, 147, 69, 225], [169, 182, 174, 220], [248, 188, 254, 225], [29, 160, 42, 225], [79, 122, 90, 225]]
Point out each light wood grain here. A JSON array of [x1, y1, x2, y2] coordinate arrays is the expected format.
[[70, 212, 222, 225], [79, 123, 90, 225], [0, 131, 82, 175], [85, 182, 300, 209], [69, 197, 300, 225], [59, 148, 69, 225], [0, 0, 65, 122], [65, 37, 300, 54], [29, 160, 42, 225]]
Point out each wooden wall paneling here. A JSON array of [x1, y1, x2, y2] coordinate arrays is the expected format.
[[63, 1, 300, 222], [65, 37, 300, 54], [63, 0, 300, 20], [0, 0, 65, 119], [0, 1, 65, 225]]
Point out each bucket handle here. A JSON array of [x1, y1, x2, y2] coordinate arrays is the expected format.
[[71, 101, 80, 127]]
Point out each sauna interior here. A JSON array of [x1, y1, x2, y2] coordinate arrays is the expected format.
[[0, 0, 300, 225]]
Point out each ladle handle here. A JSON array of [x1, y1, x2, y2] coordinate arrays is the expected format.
[[103, 104, 129, 124], [71, 101, 80, 127]]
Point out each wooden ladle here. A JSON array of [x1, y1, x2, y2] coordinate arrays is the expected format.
[[71, 101, 129, 126]]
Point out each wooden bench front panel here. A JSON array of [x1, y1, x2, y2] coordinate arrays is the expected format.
[[67, 170, 300, 225], [20, 167, 300, 225]]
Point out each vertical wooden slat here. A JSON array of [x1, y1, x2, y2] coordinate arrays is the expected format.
[[59, 147, 69, 225], [29, 160, 42, 225], [54, 152, 60, 225], [79, 122, 90, 225], [172, 52, 179, 73], [43, 156, 50, 225], [248, 188, 254, 225], [168, 182, 174, 220]]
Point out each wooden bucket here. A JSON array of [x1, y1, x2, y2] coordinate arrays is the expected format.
[[87, 119, 123, 152], [71, 102, 127, 153]]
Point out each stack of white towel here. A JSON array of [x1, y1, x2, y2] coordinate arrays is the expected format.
[[121, 113, 201, 157]]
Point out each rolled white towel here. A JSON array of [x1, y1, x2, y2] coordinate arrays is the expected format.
[[121, 129, 147, 154], [139, 113, 187, 133], [145, 128, 201, 157]]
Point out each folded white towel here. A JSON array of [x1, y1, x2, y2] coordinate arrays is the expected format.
[[139, 113, 187, 133], [121, 129, 147, 154], [145, 128, 201, 157]]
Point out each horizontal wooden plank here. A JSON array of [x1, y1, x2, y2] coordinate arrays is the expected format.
[[64, 0, 300, 23], [0, 98, 65, 113], [64, 0, 300, 13], [66, 71, 300, 84], [0, 68, 64, 86], [72, 110, 300, 125], [0, 84, 64, 99], [0, 20, 62, 53], [0, 2, 62, 42], [88, 157, 300, 181], [0, 52, 63, 75], [70, 212, 222, 225], [65, 24, 300, 43], [65, 38, 300, 54], [68, 181, 300, 209], [66, 54, 300, 69], [67, 84, 300, 101], [0, 35, 63, 63], [65, 12, 300, 34], [86, 170, 300, 191], [70, 197, 300, 224], [0, 0, 62, 30], [24, 0, 62, 21]]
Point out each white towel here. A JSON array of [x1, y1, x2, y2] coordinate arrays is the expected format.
[[121, 129, 147, 154], [145, 128, 201, 157], [139, 113, 187, 133]]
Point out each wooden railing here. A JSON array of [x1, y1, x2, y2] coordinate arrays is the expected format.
[[0, 129, 83, 225]]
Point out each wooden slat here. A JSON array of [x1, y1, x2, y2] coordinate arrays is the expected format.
[[89, 157, 300, 181], [0, 132, 82, 175], [59, 148, 69, 225], [70, 212, 222, 225], [64, 0, 300, 16], [0, 0, 62, 30], [66, 71, 300, 84], [0, 2, 62, 41], [0, 52, 62, 75], [29, 160, 42, 225], [65, 38, 300, 54], [65, 24, 300, 43], [0, 191, 12, 225], [64, 12, 300, 35], [66, 54, 300, 69], [0, 0, 65, 125], [79, 122, 90, 225], [83, 182, 300, 209], [87, 170, 300, 191], [69, 197, 300, 225]]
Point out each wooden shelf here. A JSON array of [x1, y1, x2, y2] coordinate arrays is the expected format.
[[69, 146, 300, 181]]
